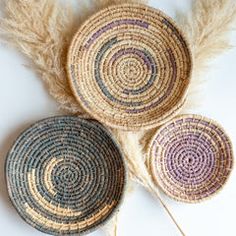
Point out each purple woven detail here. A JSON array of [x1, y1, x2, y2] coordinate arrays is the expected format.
[[164, 133, 216, 186], [85, 19, 149, 48], [151, 116, 233, 201]]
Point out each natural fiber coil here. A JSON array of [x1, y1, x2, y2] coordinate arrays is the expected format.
[[148, 114, 233, 203], [5, 116, 126, 235], [67, 3, 192, 131]]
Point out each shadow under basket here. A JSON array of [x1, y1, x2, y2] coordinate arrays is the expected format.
[[148, 114, 234, 203], [67, 3, 192, 131], [5, 116, 126, 235]]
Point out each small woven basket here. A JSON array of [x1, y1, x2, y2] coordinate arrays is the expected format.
[[5, 116, 126, 235], [148, 114, 234, 203], [67, 3, 192, 131]]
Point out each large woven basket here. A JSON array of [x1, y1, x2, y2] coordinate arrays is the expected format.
[[67, 3, 192, 131], [5, 116, 126, 235], [148, 114, 234, 203]]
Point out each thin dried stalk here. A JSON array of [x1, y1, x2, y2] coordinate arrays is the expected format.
[[112, 130, 186, 236]]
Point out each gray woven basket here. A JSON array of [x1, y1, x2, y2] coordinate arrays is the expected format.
[[5, 116, 126, 235]]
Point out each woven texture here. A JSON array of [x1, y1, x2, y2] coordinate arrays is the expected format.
[[148, 115, 233, 203], [5, 116, 126, 235], [67, 3, 192, 131]]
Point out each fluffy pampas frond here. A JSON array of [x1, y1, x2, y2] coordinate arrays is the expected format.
[[177, 0, 236, 111], [112, 130, 149, 185], [0, 0, 84, 113]]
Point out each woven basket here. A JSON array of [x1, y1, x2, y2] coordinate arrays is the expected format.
[[67, 3, 192, 131], [148, 114, 234, 203], [5, 116, 126, 235]]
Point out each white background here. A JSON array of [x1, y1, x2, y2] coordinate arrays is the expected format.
[[0, 0, 236, 236]]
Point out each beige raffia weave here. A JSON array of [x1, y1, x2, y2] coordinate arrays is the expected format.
[[67, 4, 192, 130]]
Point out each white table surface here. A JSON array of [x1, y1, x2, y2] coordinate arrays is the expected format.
[[0, 0, 236, 235]]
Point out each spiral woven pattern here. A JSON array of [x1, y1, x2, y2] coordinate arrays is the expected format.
[[6, 116, 126, 235], [148, 115, 233, 203], [67, 3, 192, 131]]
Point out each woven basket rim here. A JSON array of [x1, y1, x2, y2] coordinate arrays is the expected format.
[[66, 3, 193, 131], [147, 114, 234, 204], [5, 115, 127, 235]]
